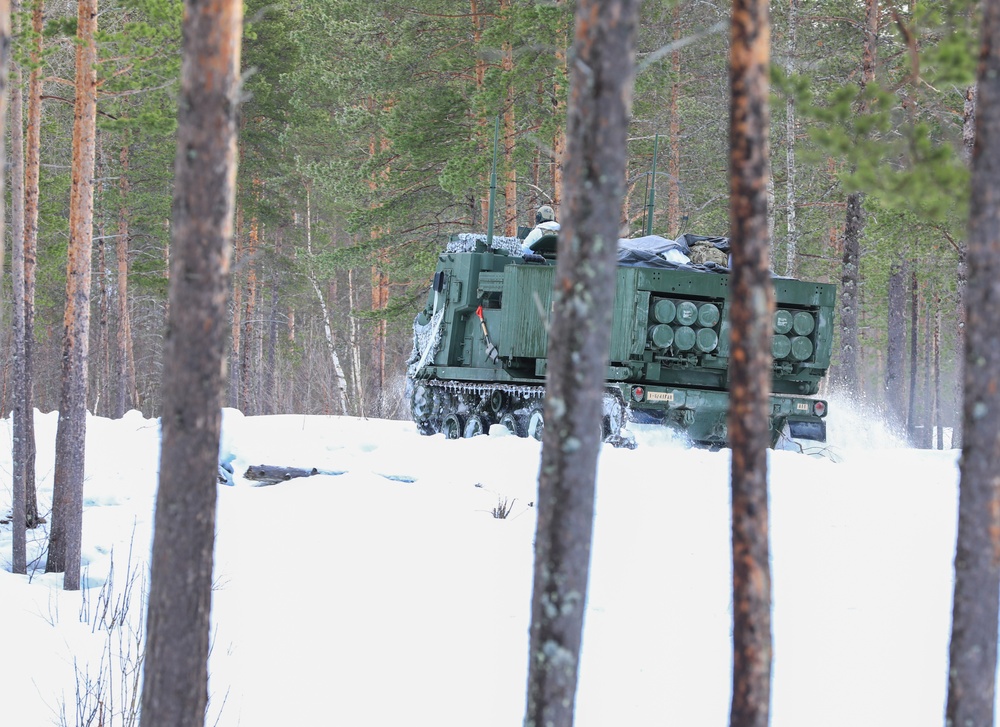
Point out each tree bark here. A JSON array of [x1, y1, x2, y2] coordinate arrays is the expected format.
[[946, 0, 1000, 719], [668, 8, 682, 237], [934, 300, 941, 449], [500, 0, 517, 236], [263, 228, 280, 416], [727, 0, 773, 725], [784, 0, 799, 277], [20, 0, 42, 530], [922, 300, 932, 448], [139, 0, 242, 724], [240, 198, 258, 413], [523, 2, 637, 726], [94, 133, 109, 415], [838, 0, 878, 392], [885, 254, 906, 432], [47, 0, 98, 590], [114, 137, 134, 418], [839, 191, 863, 388], [906, 268, 918, 442], [8, 0, 26, 573]]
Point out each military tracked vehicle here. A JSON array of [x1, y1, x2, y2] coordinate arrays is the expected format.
[[406, 227, 835, 450]]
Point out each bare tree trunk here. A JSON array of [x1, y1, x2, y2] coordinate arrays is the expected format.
[[371, 250, 388, 416], [94, 132, 109, 415], [114, 138, 134, 418], [727, 1, 773, 725], [501, 0, 517, 236], [140, 0, 241, 724], [766, 174, 775, 272], [838, 0, 878, 392], [934, 300, 942, 449], [523, 1, 637, 725], [229, 202, 243, 408], [839, 192, 863, 389], [551, 0, 567, 211], [304, 187, 350, 414], [9, 0, 26, 573], [263, 228, 280, 416], [784, 0, 799, 277], [964, 85, 977, 164], [906, 269, 918, 442], [953, 86, 975, 449], [885, 254, 906, 432], [47, 0, 98, 591], [954, 244, 967, 449], [0, 0, 6, 289], [20, 0, 42, 529], [668, 8, 681, 237], [922, 301, 932, 448], [240, 204, 258, 414], [347, 267, 365, 416], [946, 1, 1000, 718]]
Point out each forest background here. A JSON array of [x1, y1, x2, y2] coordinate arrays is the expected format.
[[0, 0, 978, 446]]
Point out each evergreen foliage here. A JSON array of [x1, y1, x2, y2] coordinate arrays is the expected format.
[[0, 0, 976, 439]]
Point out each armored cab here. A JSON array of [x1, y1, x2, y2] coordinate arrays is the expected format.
[[407, 230, 834, 450]]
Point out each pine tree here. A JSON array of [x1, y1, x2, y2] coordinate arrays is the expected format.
[[524, 2, 638, 726], [140, 0, 242, 722]]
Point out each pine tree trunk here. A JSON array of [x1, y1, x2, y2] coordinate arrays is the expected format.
[[114, 139, 133, 418], [838, 0, 878, 392], [229, 201, 243, 408], [839, 192, 863, 388], [946, 1, 1000, 717], [668, 9, 682, 237], [240, 202, 258, 414], [371, 251, 388, 416], [551, 0, 567, 211], [48, 0, 98, 591], [524, 2, 637, 725], [94, 133, 109, 416], [10, 3, 27, 574], [885, 254, 906, 432], [140, 0, 241, 723], [934, 301, 942, 449], [922, 301, 932, 448], [954, 86, 974, 449], [21, 0, 42, 529], [263, 228, 280, 416], [501, 0, 517, 236], [784, 0, 799, 277], [906, 269, 919, 442], [954, 245, 967, 448], [727, 1, 774, 725]]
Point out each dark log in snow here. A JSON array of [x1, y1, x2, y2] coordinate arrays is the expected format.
[[243, 465, 322, 486]]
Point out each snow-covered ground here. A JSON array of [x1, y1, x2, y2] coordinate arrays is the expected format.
[[0, 399, 974, 726]]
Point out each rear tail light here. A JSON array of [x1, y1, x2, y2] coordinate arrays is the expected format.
[[814, 400, 827, 417], [632, 386, 645, 402]]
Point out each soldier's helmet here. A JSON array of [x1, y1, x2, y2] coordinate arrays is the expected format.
[[536, 205, 555, 224]]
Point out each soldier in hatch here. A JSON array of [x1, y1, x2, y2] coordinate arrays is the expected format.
[[521, 204, 560, 254]]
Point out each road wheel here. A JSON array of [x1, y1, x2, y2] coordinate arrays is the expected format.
[[498, 412, 526, 437], [526, 405, 545, 441], [441, 413, 464, 440], [463, 414, 489, 438]]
